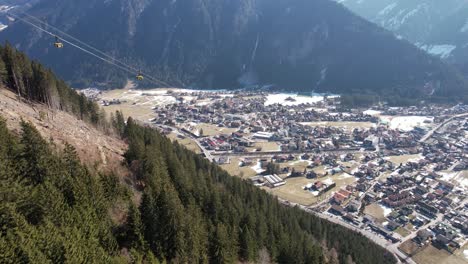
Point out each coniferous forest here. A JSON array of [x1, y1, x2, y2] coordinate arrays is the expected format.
[[0, 43, 106, 126], [0, 45, 397, 263]]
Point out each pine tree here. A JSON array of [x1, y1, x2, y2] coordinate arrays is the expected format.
[[18, 120, 52, 185], [126, 203, 146, 250], [112, 110, 126, 137], [210, 223, 237, 264], [239, 225, 257, 261], [0, 56, 7, 83]]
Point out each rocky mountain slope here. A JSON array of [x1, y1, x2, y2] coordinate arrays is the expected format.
[[335, 0, 468, 76], [1, 0, 467, 101]]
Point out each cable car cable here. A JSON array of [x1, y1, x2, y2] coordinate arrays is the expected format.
[[8, 12, 172, 87], [19, 11, 140, 73], [18, 11, 172, 87]]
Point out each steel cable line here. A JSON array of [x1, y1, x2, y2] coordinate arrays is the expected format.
[[18, 11, 147, 76], [8, 12, 173, 87]]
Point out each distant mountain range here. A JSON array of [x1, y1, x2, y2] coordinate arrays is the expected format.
[[335, 0, 468, 77], [1, 0, 467, 102]]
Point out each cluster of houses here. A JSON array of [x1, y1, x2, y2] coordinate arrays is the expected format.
[[320, 116, 467, 251], [144, 90, 468, 253], [148, 90, 450, 164], [413, 220, 466, 253], [102, 99, 123, 106], [304, 179, 336, 196], [372, 103, 468, 118]]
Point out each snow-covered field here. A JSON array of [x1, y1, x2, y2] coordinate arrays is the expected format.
[[381, 116, 433, 131], [264, 93, 336, 106], [379, 204, 393, 217], [251, 161, 266, 174], [441, 171, 468, 190], [363, 109, 381, 116], [439, 171, 459, 182], [289, 159, 313, 166]]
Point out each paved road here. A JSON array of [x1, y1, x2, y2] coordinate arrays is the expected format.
[[155, 124, 215, 162], [420, 112, 468, 143]]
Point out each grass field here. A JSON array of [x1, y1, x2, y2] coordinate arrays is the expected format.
[[195, 123, 238, 137], [102, 102, 155, 122], [385, 154, 423, 165], [278, 160, 311, 174], [266, 177, 322, 206], [395, 227, 411, 238], [247, 142, 281, 152], [413, 245, 468, 264], [265, 172, 356, 206], [220, 157, 257, 179], [364, 204, 386, 224], [100, 87, 176, 122], [398, 240, 421, 257], [166, 132, 202, 154]]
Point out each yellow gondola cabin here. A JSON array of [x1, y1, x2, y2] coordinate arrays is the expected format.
[[54, 36, 63, 48]]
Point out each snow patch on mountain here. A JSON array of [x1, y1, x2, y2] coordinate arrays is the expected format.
[[0, 5, 16, 13], [461, 19, 468, 33], [400, 4, 424, 26], [420, 44, 456, 59], [378, 3, 397, 17], [387, 9, 409, 30]]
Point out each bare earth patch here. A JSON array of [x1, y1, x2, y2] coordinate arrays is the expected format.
[[398, 240, 421, 257], [0, 89, 127, 175]]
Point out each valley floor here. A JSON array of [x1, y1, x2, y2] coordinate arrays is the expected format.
[[86, 87, 468, 264]]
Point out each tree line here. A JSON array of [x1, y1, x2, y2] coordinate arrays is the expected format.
[[118, 117, 396, 264], [0, 43, 107, 127]]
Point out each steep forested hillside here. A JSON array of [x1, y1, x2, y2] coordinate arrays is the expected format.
[[1, 0, 467, 101], [0, 46, 397, 263], [0, 115, 397, 264]]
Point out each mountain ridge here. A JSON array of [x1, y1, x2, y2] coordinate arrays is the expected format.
[[335, 0, 468, 78], [1, 0, 467, 102]]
